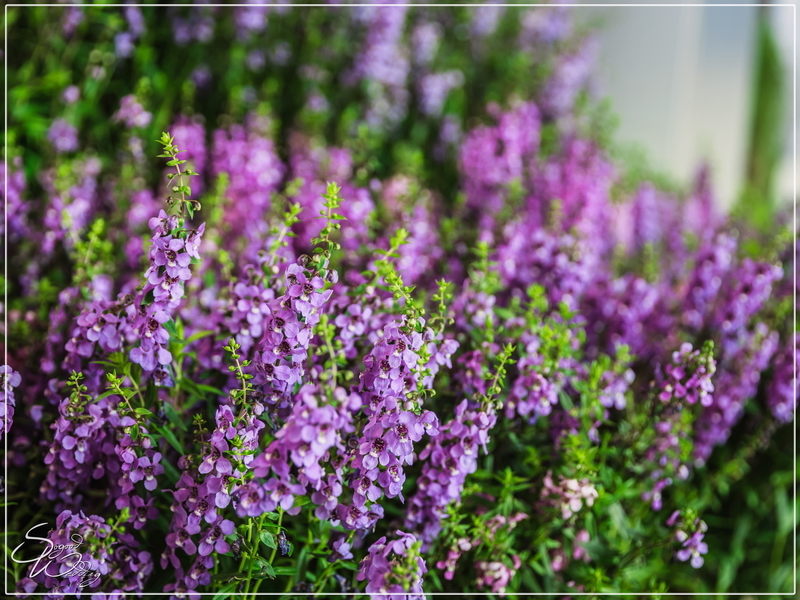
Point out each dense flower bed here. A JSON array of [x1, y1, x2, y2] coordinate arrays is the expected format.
[[3, 4, 796, 598]]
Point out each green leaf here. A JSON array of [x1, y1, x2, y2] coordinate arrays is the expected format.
[[93, 390, 118, 403], [185, 330, 215, 344], [178, 377, 204, 398], [293, 495, 311, 508], [134, 407, 154, 417], [196, 384, 226, 396], [153, 424, 185, 455], [212, 581, 238, 600], [162, 402, 187, 432], [91, 360, 120, 368], [558, 391, 574, 410], [260, 531, 276, 550], [258, 559, 276, 579], [273, 566, 297, 576], [163, 319, 180, 339]]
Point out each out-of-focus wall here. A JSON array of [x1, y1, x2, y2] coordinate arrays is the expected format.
[[572, 2, 793, 209], [770, 4, 796, 208]]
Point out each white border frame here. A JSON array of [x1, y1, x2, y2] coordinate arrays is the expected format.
[[2, 2, 796, 597]]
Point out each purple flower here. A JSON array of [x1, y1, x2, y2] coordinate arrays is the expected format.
[[48, 119, 78, 153], [130, 495, 159, 530], [0, 366, 21, 441], [115, 32, 135, 58], [113, 95, 152, 129], [62, 85, 80, 104], [357, 530, 427, 598], [129, 453, 164, 491], [198, 519, 234, 556], [165, 508, 201, 556]]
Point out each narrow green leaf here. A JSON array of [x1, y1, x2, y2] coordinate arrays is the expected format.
[[162, 402, 187, 432], [153, 424, 185, 455], [212, 581, 238, 600], [185, 330, 215, 344]]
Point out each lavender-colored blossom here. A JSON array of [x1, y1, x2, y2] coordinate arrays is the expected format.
[[18, 510, 153, 595], [520, 6, 571, 47], [62, 7, 84, 36], [357, 531, 426, 599], [668, 511, 709, 569], [459, 102, 541, 219], [659, 342, 716, 407], [767, 335, 798, 423], [694, 324, 779, 463], [62, 85, 80, 104], [475, 555, 522, 597], [471, 3, 505, 39], [346, 5, 411, 129], [411, 22, 441, 66], [114, 95, 152, 129], [405, 400, 496, 547], [191, 65, 212, 88], [539, 38, 598, 120], [115, 32, 135, 58], [418, 70, 463, 117], [169, 116, 207, 195], [171, 7, 216, 45], [540, 471, 598, 520], [1, 156, 28, 241], [0, 366, 21, 441], [47, 119, 78, 153]]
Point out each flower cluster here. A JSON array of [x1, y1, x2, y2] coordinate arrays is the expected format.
[[540, 471, 599, 520], [16, 509, 153, 596], [357, 531, 427, 599], [249, 384, 356, 518], [476, 555, 523, 597], [47, 118, 78, 153], [405, 400, 496, 547], [659, 342, 716, 407], [128, 212, 204, 371], [667, 510, 709, 569], [767, 335, 798, 423], [0, 366, 21, 441], [113, 95, 153, 129], [337, 319, 440, 530]]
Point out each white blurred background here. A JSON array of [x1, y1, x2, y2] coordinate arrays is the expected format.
[[571, 2, 795, 211]]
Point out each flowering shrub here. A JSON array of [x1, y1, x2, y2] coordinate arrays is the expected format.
[[3, 4, 796, 598]]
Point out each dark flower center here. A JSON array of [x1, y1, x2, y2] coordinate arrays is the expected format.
[[195, 499, 209, 516], [370, 438, 386, 455]]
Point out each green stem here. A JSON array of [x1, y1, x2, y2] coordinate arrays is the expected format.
[[127, 376, 146, 407], [243, 514, 266, 596], [249, 510, 283, 599], [313, 530, 355, 597], [238, 520, 253, 574], [269, 510, 284, 565]]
